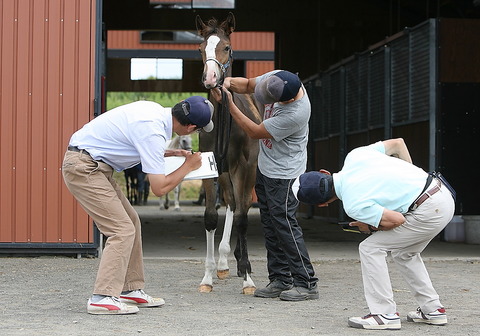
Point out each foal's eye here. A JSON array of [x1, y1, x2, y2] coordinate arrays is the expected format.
[[225, 46, 231, 52]]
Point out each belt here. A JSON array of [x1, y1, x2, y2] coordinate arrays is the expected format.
[[410, 178, 442, 211], [68, 145, 89, 155], [67, 146, 102, 163]]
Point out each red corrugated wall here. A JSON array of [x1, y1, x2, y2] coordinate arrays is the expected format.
[[0, 0, 97, 244], [107, 30, 275, 80], [107, 30, 275, 51]]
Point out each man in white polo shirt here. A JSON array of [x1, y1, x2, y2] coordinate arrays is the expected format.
[[62, 96, 214, 315]]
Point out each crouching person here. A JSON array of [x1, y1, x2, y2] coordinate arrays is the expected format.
[[293, 138, 455, 330], [62, 97, 214, 314]]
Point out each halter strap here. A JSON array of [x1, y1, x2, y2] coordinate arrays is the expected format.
[[205, 56, 231, 74], [205, 48, 233, 80]]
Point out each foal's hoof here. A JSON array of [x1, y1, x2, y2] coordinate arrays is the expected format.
[[198, 284, 213, 293], [217, 269, 230, 280], [242, 286, 256, 295]]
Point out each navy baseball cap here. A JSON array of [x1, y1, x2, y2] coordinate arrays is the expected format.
[[254, 70, 302, 104], [182, 96, 214, 132], [296, 171, 333, 205]]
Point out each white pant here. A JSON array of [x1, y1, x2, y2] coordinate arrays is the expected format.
[[358, 181, 455, 314]]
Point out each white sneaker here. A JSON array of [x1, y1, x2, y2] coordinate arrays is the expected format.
[[407, 307, 447, 325], [120, 289, 165, 308], [348, 313, 401, 330], [87, 296, 139, 315]]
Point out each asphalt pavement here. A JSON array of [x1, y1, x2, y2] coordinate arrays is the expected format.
[[0, 201, 479, 336]]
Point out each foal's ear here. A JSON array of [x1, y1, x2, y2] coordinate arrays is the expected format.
[[221, 12, 236, 36], [195, 15, 207, 35]]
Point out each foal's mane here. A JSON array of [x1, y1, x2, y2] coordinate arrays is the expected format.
[[199, 18, 220, 37], [197, 13, 235, 38]]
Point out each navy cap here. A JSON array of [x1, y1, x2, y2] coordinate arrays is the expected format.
[[296, 171, 333, 205], [254, 70, 302, 104], [182, 96, 214, 132]]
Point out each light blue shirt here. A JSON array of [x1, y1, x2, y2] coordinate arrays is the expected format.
[[69, 101, 172, 174], [332, 141, 428, 227]]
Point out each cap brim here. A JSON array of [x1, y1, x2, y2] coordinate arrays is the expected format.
[[202, 120, 214, 133], [254, 79, 276, 105]]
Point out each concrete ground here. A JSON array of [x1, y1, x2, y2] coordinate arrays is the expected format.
[[1, 201, 479, 336]]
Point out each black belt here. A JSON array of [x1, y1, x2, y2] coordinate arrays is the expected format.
[[68, 145, 89, 155], [67, 146, 103, 163]]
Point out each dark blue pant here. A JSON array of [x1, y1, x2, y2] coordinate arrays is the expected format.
[[255, 168, 318, 288]]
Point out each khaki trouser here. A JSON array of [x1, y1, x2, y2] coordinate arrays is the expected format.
[[62, 150, 145, 297], [358, 179, 455, 315]]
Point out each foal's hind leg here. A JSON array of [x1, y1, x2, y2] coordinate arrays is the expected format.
[[230, 165, 256, 294], [233, 211, 256, 295]]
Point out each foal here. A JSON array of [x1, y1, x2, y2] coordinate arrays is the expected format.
[[196, 13, 264, 294]]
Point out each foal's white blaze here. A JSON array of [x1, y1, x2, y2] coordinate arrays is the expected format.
[[203, 35, 221, 87]]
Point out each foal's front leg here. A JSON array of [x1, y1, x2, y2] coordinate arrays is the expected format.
[[199, 228, 216, 293], [199, 179, 219, 293], [217, 206, 233, 279]]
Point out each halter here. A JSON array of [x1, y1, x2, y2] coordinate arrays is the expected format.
[[204, 49, 233, 87]]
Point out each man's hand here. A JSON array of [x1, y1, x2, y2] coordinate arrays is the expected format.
[[184, 151, 202, 171], [211, 87, 233, 105], [349, 221, 378, 234]]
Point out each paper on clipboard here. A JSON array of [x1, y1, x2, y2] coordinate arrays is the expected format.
[[164, 151, 218, 180]]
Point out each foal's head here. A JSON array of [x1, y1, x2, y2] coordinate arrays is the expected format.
[[196, 13, 235, 89]]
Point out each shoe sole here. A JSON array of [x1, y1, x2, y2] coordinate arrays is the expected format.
[[87, 307, 139, 315], [253, 292, 282, 298], [135, 302, 165, 308], [348, 320, 401, 330], [119, 298, 165, 308], [254, 287, 292, 298], [406, 316, 447, 325], [279, 293, 319, 301]]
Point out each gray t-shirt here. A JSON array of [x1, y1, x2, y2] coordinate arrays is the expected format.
[[255, 71, 311, 179]]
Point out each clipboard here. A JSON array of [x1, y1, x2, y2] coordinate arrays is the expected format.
[[164, 151, 218, 180]]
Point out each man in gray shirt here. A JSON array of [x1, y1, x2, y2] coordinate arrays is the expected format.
[[212, 70, 318, 301]]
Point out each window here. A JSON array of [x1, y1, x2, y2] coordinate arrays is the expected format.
[[151, 0, 235, 9], [192, 0, 235, 8], [131, 58, 183, 80]]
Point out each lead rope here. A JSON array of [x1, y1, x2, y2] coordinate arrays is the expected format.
[[215, 87, 232, 175]]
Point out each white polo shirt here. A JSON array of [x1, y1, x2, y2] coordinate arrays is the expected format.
[[69, 100, 172, 174]]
